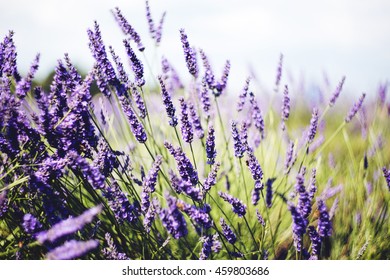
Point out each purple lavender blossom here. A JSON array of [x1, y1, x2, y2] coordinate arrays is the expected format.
[[181, 201, 213, 230], [307, 107, 319, 145], [109, 46, 130, 93], [308, 226, 321, 256], [145, 0, 156, 39], [378, 82, 388, 106], [240, 121, 249, 153], [94, 139, 118, 177], [159, 195, 188, 239], [37, 205, 102, 244], [249, 92, 265, 139], [199, 234, 221, 260], [123, 39, 145, 87], [284, 141, 295, 174], [158, 76, 178, 126], [102, 232, 130, 260], [165, 141, 198, 186], [246, 150, 264, 205], [231, 121, 244, 158], [219, 192, 247, 217], [256, 209, 266, 227], [179, 97, 194, 143], [46, 239, 99, 260], [237, 77, 251, 112], [382, 167, 390, 191], [308, 168, 317, 201], [0, 191, 8, 218], [206, 125, 216, 164], [329, 197, 339, 220], [274, 54, 283, 91], [0, 31, 21, 81], [203, 162, 220, 193], [155, 12, 166, 45], [130, 83, 147, 118], [345, 93, 366, 123], [329, 76, 346, 107], [119, 96, 147, 143], [288, 203, 307, 252], [317, 199, 332, 237], [213, 60, 231, 97], [15, 53, 40, 99], [188, 100, 204, 139], [199, 49, 215, 89], [220, 218, 236, 244], [281, 85, 290, 131], [112, 7, 144, 51], [141, 155, 163, 213], [23, 214, 42, 235], [266, 178, 275, 208], [295, 170, 312, 219], [169, 170, 202, 201], [180, 29, 198, 78]]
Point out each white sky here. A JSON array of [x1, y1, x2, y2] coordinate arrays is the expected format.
[[1, 0, 389, 95]]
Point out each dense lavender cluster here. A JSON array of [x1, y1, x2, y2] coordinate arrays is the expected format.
[[218, 192, 247, 217]]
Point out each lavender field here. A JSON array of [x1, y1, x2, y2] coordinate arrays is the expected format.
[[0, 2, 389, 260]]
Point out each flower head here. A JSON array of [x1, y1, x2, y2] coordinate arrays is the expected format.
[[218, 192, 246, 217]]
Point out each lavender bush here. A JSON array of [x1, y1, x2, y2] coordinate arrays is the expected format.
[[0, 1, 389, 260]]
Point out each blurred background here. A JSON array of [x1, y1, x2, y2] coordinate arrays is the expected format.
[[0, 0, 389, 96]]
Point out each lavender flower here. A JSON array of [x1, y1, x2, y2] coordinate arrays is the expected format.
[[199, 49, 215, 89], [109, 46, 130, 92], [237, 77, 251, 112], [37, 205, 102, 244], [284, 141, 295, 174], [23, 214, 42, 235], [143, 155, 163, 193], [382, 167, 390, 191], [143, 201, 158, 233], [256, 209, 266, 227], [103, 181, 140, 224], [102, 232, 129, 260], [165, 142, 198, 186], [246, 150, 264, 205], [288, 203, 307, 252], [119, 96, 147, 143], [274, 54, 283, 91], [123, 39, 145, 87], [145, 0, 156, 39], [329, 197, 339, 220], [329, 76, 346, 107], [206, 125, 216, 164], [180, 29, 198, 78], [213, 60, 231, 97], [378, 82, 387, 106], [112, 7, 144, 51], [308, 226, 321, 256], [188, 100, 204, 139], [130, 84, 147, 118], [179, 97, 194, 143], [203, 162, 220, 193], [220, 218, 236, 244], [199, 234, 221, 260], [0, 190, 8, 218], [281, 85, 290, 131], [46, 239, 99, 260], [295, 170, 312, 219], [169, 170, 202, 201], [317, 199, 332, 237], [158, 76, 178, 126], [308, 168, 317, 201], [249, 92, 265, 139], [155, 12, 166, 45], [240, 121, 249, 153], [266, 178, 275, 208], [94, 139, 118, 177], [181, 201, 213, 230], [307, 107, 319, 144], [15, 53, 40, 99], [159, 195, 188, 239], [231, 121, 244, 158], [345, 93, 366, 123], [0, 31, 20, 81], [219, 192, 247, 217]]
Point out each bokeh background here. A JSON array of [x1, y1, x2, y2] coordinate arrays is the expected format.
[[1, 0, 389, 94]]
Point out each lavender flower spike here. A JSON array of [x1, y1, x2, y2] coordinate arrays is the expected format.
[[102, 232, 129, 260], [206, 125, 216, 165], [237, 76, 251, 112], [23, 214, 42, 235], [179, 97, 194, 143], [46, 240, 99, 260], [345, 93, 366, 123], [308, 226, 321, 256], [246, 150, 264, 205], [120, 96, 147, 143], [123, 39, 145, 87], [275, 53, 283, 90], [219, 191, 247, 217], [281, 85, 290, 131], [317, 199, 332, 237], [180, 29, 198, 78], [220, 218, 237, 244], [288, 203, 307, 252], [231, 121, 244, 158], [383, 167, 390, 191], [307, 107, 319, 144], [256, 209, 266, 227], [158, 76, 178, 126], [188, 100, 204, 139], [203, 162, 220, 193], [329, 76, 346, 107], [159, 195, 188, 239], [37, 205, 102, 244]]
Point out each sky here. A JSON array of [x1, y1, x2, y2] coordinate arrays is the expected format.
[[1, 0, 389, 96]]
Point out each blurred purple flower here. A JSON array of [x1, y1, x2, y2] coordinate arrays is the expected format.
[[203, 162, 220, 193], [329, 76, 346, 107], [237, 76, 251, 112], [256, 209, 266, 227], [345, 93, 366, 123], [249, 92, 265, 140], [307, 107, 319, 144], [281, 85, 290, 131], [219, 192, 246, 217], [308, 226, 321, 257], [317, 199, 332, 237], [220, 218, 236, 244], [23, 213, 42, 235], [123, 39, 145, 87], [102, 232, 129, 260], [46, 239, 99, 260], [159, 195, 188, 239], [188, 100, 204, 139], [205, 125, 216, 164], [180, 29, 198, 78]]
